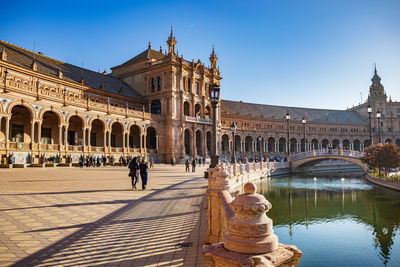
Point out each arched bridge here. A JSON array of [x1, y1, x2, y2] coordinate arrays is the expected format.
[[289, 150, 367, 174]]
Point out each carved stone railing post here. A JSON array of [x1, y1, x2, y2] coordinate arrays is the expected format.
[[206, 164, 232, 244], [203, 182, 302, 267]]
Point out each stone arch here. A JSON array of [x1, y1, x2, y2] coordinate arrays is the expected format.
[[278, 137, 286, 153], [221, 134, 229, 152], [129, 124, 141, 148], [385, 138, 392, 144], [300, 138, 307, 152], [292, 156, 368, 174], [268, 137, 275, 152], [332, 139, 339, 149], [195, 129, 203, 155], [311, 139, 318, 150], [183, 101, 191, 116], [343, 139, 350, 150], [7, 101, 36, 120], [290, 138, 297, 153], [194, 103, 202, 117], [245, 136, 253, 152], [41, 111, 61, 144], [90, 118, 105, 147], [146, 127, 157, 149], [67, 115, 84, 145], [110, 121, 124, 147], [88, 116, 106, 130], [256, 136, 263, 153], [10, 105, 33, 143], [66, 113, 86, 128], [38, 108, 63, 123], [234, 135, 241, 152], [205, 105, 211, 119], [206, 131, 211, 155], [322, 139, 329, 149], [364, 139, 371, 148], [396, 139, 400, 147], [354, 139, 361, 151]]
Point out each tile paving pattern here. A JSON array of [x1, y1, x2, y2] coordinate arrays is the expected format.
[[0, 165, 208, 266]]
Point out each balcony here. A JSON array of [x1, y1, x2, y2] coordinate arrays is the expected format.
[[185, 116, 213, 125]]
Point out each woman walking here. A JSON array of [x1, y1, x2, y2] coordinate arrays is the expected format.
[[128, 157, 140, 190], [140, 157, 149, 190]]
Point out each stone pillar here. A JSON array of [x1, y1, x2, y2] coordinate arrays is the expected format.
[[58, 125, 62, 147], [5, 117, 10, 142], [103, 130, 107, 148], [88, 128, 91, 147], [203, 183, 302, 267], [82, 128, 86, 148], [126, 132, 130, 149], [30, 121, 35, 145], [64, 127, 68, 145], [37, 122, 42, 144]]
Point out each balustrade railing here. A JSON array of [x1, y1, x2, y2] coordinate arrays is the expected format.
[[290, 149, 364, 161]]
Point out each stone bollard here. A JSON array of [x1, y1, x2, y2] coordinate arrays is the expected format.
[[203, 182, 302, 267]]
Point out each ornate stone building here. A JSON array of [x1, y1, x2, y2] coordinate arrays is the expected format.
[[219, 67, 400, 161], [0, 30, 398, 165]]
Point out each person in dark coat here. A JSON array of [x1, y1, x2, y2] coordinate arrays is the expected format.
[[139, 157, 149, 190], [192, 158, 196, 172], [128, 156, 140, 190]]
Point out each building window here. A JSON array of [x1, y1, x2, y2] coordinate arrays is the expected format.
[[397, 108, 400, 117], [188, 78, 191, 93], [150, 99, 162, 114], [157, 77, 161, 91], [195, 82, 199, 94], [90, 132, 97, 146], [151, 78, 155, 92]]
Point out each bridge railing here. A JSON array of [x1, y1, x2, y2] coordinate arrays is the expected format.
[[290, 149, 364, 161]]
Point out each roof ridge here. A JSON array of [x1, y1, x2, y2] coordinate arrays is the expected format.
[[0, 40, 65, 64], [221, 99, 349, 112]]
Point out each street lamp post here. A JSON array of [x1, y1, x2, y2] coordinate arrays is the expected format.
[[209, 84, 220, 168], [230, 123, 236, 163], [257, 136, 262, 162], [285, 113, 291, 154], [302, 117, 307, 152], [367, 104, 372, 146], [376, 111, 382, 144]]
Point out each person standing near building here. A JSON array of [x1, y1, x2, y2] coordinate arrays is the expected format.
[[192, 158, 196, 172], [128, 156, 140, 190], [185, 159, 190, 172], [149, 156, 154, 168], [140, 157, 149, 190]]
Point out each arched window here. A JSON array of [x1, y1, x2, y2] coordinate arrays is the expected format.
[[183, 102, 190, 116], [151, 78, 155, 92], [157, 77, 161, 91]]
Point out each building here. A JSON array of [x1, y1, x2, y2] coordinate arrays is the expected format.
[[0, 30, 398, 166]]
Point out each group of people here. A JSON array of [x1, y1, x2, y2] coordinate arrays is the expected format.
[[79, 155, 107, 168], [185, 158, 206, 172], [128, 156, 149, 190]]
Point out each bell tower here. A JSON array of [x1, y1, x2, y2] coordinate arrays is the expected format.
[[209, 45, 218, 69], [166, 26, 177, 56], [369, 65, 386, 98]]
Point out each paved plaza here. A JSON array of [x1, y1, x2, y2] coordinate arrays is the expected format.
[[0, 165, 208, 266]]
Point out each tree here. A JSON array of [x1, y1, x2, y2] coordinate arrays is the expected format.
[[362, 143, 400, 177]]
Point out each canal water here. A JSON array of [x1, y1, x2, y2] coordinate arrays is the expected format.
[[257, 175, 400, 266]]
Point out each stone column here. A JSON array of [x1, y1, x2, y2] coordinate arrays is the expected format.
[[37, 122, 42, 144], [126, 132, 130, 149], [64, 127, 68, 145], [88, 128, 91, 147], [103, 130, 107, 148], [82, 128, 86, 149], [5, 117, 10, 142], [58, 125, 62, 148], [30, 121, 35, 145]]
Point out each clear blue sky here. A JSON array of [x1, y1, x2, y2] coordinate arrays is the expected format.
[[1, 0, 399, 110]]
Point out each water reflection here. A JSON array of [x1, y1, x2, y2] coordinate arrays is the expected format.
[[258, 176, 400, 266]]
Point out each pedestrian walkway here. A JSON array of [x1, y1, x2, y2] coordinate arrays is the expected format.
[[0, 165, 208, 266]]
